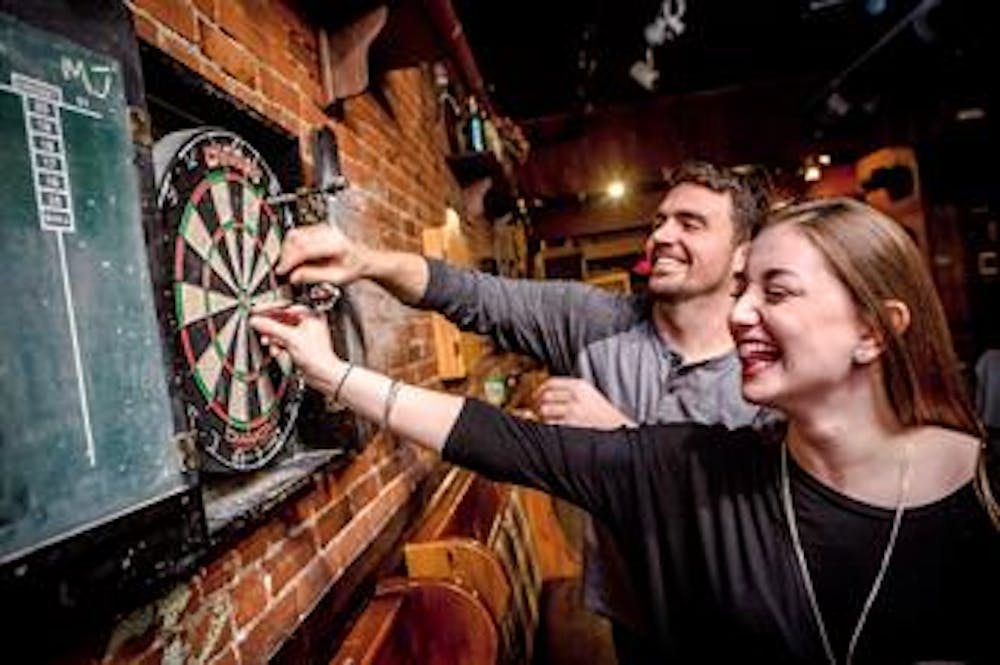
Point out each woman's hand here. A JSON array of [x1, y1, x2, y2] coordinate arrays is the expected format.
[[249, 305, 344, 393]]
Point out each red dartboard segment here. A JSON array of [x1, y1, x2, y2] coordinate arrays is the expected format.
[[155, 128, 302, 472]]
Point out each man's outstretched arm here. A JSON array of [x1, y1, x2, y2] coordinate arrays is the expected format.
[[276, 224, 430, 305]]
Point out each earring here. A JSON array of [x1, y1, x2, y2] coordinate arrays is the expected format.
[[853, 347, 871, 364]]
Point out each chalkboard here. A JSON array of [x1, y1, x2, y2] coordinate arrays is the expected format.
[[0, 12, 186, 562]]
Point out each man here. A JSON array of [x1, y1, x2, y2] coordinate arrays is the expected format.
[[275, 161, 771, 663]]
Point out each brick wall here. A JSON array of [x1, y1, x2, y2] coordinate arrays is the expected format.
[[53, 1, 493, 663]]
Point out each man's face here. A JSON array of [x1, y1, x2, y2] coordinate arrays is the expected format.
[[643, 183, 742, 302]]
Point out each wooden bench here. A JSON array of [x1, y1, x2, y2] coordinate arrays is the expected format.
[[403, 463, 564, 664], [328, 576, 497, 665], [329, 362, 584, 665]]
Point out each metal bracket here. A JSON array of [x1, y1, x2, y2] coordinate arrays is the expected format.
[[172, 430, 199, 472]]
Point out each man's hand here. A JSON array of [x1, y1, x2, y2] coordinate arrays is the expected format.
[[275, 224, 429, 305], [276, 224, 370, 287], [532, 377, 635, 430], [249, 305, 343, 392]]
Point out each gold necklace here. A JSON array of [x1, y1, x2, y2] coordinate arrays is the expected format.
[[780, 441, 911, 665]]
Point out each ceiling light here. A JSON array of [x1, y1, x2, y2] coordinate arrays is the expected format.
[[630, 49, 660, 91], [956, 107, 986, 122], [825, 92, 851, 117], [607, 181, 626, 199], [631, 1, 687, 92], [818, 154, 831, 165], [804, 165, 822, 182]]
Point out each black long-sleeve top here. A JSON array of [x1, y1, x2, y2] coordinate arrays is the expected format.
[[443, 399, 1000, 664]]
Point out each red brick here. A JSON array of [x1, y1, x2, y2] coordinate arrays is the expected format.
[[158, 27, 204, 77], [331, 511, 374, 565], [232, 572, 268, 628], [105, 629, 159, 665], [260, 66, 300, 118], [237, 520, 281, 566], [322, 537, 346, 577], [127, 645, 165, 665], [201, 20, 258, 89], [328, 447, 375, 490], [199, 551, 240, 595], [289, 479, 335, 521], [302, 101, 331, 130], [238, 590, 298, 665], [315, 497, 353, 545], [263, 528, 315, 595], [131, 11, 158, 46], [217, 0, 274, 61], [192, 0, 215, 19], [186, 600, 234, 662], [295, 557, 332, 617], [133, 0, 197, 42], [209, 646, 239, 665], [285, 22, 319, 77], [367, 488, 394, 530], [377, 451, 404, 487], [298, 72, 324, 108]]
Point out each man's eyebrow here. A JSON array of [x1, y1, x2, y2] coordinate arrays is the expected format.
[[673, 209, 708, 223], [653, 208, 708, 225]]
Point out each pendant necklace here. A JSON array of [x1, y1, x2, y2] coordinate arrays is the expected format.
[[780, 440, 911, 665]]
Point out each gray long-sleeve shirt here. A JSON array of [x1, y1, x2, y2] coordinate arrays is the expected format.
[[418, 258, 765, 631]]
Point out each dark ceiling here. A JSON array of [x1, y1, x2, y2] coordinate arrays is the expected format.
[[453, 0, 994, 124]]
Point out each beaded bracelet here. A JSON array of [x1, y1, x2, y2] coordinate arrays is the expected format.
[[332, 363, 355, 403], [383, 379, 403, 428]]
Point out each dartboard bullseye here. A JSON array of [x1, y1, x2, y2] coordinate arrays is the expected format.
[[154, 128, 302, 472]]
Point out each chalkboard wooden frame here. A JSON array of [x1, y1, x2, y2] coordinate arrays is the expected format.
[[1, 6, 371, 660], [0, 1, 207, 659]]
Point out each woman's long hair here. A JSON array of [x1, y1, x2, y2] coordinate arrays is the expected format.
[[767, 198, 998, 526], [767, 197, 978, 434]]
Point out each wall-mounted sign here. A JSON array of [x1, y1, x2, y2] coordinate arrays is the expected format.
[[0, 10, 186, 562]]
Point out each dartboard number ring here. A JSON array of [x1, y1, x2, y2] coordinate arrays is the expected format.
[[154, 128, 302, 472]]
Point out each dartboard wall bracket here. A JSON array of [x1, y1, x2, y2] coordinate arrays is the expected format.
[[153, 125, 368, 477]]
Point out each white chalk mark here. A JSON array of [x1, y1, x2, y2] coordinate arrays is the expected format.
[[57, 232, 96, 466]]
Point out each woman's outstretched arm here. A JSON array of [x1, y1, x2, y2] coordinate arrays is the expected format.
[[249, 304, 646, 526], [249, 306, 463, 452]]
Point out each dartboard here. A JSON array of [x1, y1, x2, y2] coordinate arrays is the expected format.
[[154, 128, 302, 472]]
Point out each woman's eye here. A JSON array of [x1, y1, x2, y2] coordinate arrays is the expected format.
[[764, 288, 790, 303]]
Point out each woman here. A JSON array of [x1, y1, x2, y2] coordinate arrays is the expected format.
[[251, 198, 1000, 664]]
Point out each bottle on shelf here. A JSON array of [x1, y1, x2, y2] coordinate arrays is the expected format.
[[466, 96, 485, 153], [433, 62, 466, 155], [444, 94, 465, 155], [484, 115, 504, 162]]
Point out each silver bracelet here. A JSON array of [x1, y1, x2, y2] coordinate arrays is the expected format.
[[332, 363, 354, 403], [383, 379, 403, 428]]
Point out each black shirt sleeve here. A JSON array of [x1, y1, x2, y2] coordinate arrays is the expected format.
[[443, 398, 717, 530]]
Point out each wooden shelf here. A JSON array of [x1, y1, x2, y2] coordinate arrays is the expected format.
[[446, 151, 511, 188], [297, 0, 448, 72]]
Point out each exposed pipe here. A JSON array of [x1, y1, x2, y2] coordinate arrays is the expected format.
[[422, 0, 496, 116], [810, 0, 941, 109]]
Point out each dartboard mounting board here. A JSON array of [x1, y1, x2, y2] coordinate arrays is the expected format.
[[154, 128, 302, 472]]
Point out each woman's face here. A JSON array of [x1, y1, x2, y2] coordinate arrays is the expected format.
[[728, 223, 870, 411]]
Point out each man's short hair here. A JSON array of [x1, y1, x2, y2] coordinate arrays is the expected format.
[[663, 161, 772, 242]]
